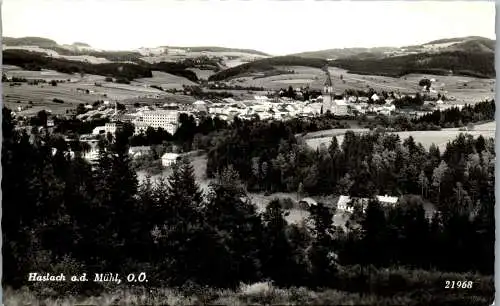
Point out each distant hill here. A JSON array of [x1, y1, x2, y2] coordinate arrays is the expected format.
[[292, 36, 495, 60], [2, 49, 199, 82], [209, 36, 495, 80], [72, 42, 91, 47], [291, 47, 398, 60], [162, 46, 270, 57], [3, 36, 58, 47], [332, 51, 495, 78]]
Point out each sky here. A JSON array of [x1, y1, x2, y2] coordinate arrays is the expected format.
[[2, 0, 496, 55]]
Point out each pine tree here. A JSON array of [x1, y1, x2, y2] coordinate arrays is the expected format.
[[307, 203, 338, 287], [205, 165, 263, 286]]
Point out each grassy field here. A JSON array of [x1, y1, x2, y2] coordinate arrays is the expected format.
[[305, 122, 496, 151], [135, 71, 197, 89], [225, 65, 495, 103], [2, 66, 200, 114]]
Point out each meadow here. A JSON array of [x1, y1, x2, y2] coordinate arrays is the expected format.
[[305, 121, 496, 151], [2, 66, 200, 114], [135, 71, 197, 89], [225, 65, 495, 103], [4, 268, 494, 306]]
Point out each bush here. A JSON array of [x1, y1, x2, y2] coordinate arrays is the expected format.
[[281, 198, 296, 210]]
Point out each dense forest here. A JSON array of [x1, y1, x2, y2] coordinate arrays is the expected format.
[[2, 102, 494, 304]]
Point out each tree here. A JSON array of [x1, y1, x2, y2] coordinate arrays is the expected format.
[[204, 166, 264, 286], [418, 170, 429, 198], [432, 160, 449, 205], [307, 203, 339, 287], [261, 199, 297, 285], [419, 78, 432, 91], [50, 80, 57, 86], [152, 157, 209, 285]]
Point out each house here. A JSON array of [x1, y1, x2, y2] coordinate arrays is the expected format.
[[336, 196, 370, 213], [128, 146, 151, 159], [92, 126, 106, 135], [376, 195, 399, 206], [162, 152, 180, 167]]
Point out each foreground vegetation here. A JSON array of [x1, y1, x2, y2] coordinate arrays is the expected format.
[[3, 100, 494, 305], [5, 268, 494, 305]]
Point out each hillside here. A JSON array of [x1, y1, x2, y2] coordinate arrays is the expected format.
[[2, 49, 199, 82], [292, 47, 398, 60], [209, 37, 495, 81], [161, 46, 269, 57], [292, 36, 495, 60], [332, 51, 495, 78], [3, 36, 58, 47], [208, 56, 327, 81]]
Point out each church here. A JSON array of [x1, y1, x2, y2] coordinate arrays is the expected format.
[[321, 67, 349, 116]]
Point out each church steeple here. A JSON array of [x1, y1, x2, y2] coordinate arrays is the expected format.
[[323, 64, 334, 99]]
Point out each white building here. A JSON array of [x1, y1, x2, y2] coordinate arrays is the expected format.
[[162, 153, 180, 167], [92, 126, 106, 135], [105, 123, 118, 135], [135, 110, 179, 135], [376, 195, 399, 206]]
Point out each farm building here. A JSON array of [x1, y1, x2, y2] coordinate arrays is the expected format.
[[162, 152, 180, 167], [128, 146, 151, 159]]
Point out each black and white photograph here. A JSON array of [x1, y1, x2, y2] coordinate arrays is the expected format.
[[1, 0, 496, 304]]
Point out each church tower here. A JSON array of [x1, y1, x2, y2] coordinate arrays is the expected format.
[[322, 64, 335, 113]]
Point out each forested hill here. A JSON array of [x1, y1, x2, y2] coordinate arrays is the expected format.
[[2, 49, 199, 82], [331, 51, 495, 78], [208, 50, 494, 81]]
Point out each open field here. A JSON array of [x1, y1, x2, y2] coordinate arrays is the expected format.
[[135, 71, 197, 89], [305, 122, 496, 151], [3, 81, 164, 114], [2, 66, 201, 113], [226, 65, 495, 104]]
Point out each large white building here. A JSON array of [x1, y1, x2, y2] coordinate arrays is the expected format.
[[162, 153, 180, 167], [133, 110, 179, 135]]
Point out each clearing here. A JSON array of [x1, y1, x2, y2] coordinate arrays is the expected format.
[[305, 122, 496, 151]]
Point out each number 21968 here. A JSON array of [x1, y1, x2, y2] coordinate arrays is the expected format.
[[445, 281, 473, 289]]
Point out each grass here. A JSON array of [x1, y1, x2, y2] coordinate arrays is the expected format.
[[4, 273, 494, 306], [222, 65, 495, 104], [2, 66, 200, 114], [135, 70, 197, 89], [305, 121, 496, 151]]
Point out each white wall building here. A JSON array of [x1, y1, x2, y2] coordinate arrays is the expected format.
[[162, 153, 180, 167], [105, 123, 118, 135], [135, 110, 179, 135]]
